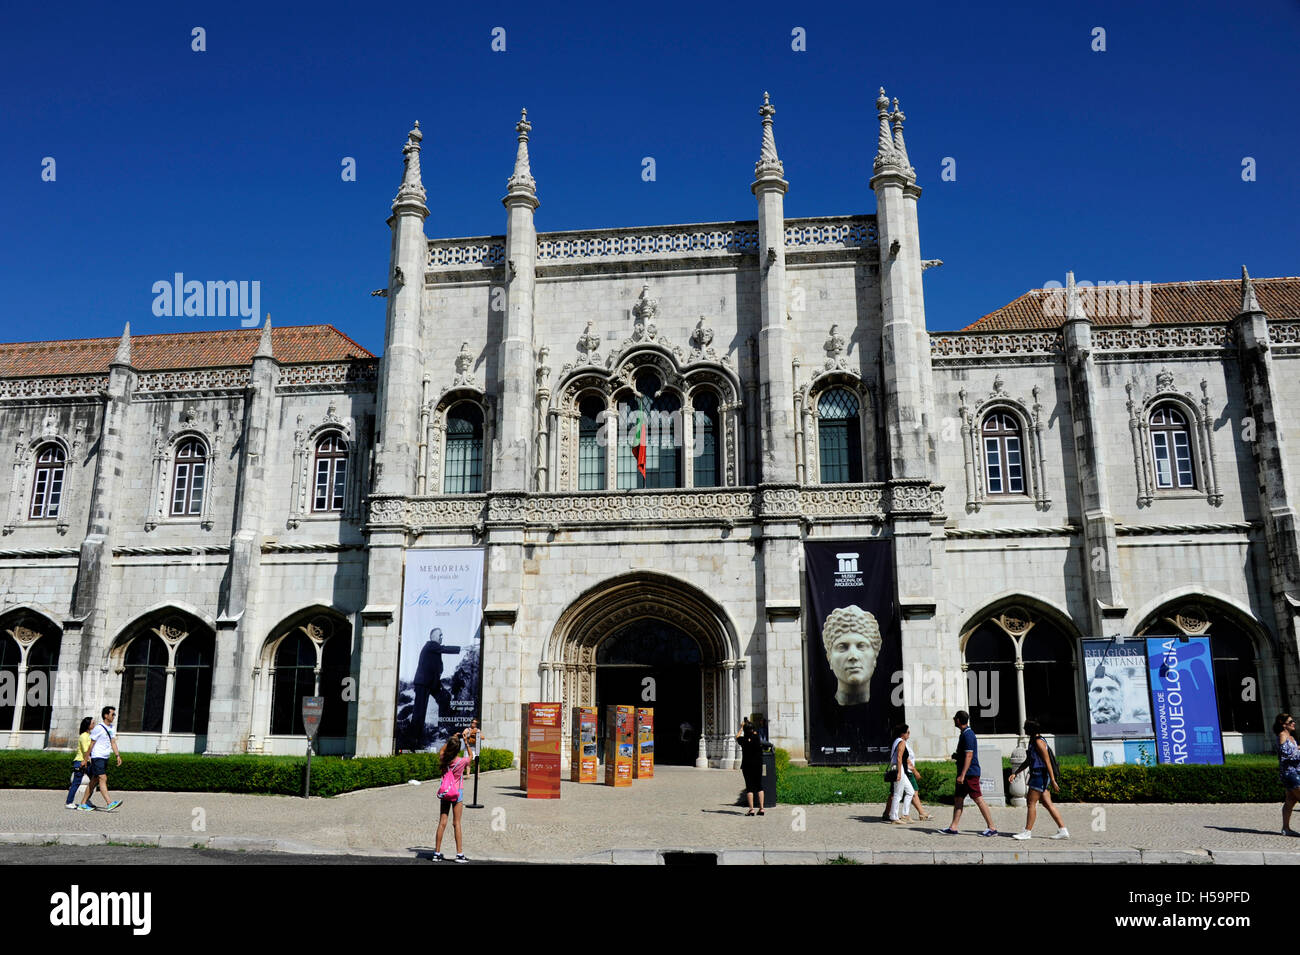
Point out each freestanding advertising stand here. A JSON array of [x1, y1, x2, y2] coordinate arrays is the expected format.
[[634, 707, 654, 779], [572, 706, 598, 782], [605, 704, 635, 787], [522, 702, 563, 798]]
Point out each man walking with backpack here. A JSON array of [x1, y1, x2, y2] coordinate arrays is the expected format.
[[83, 705, 123, 812], [939, 710, 998, 836], [1008, 719, 1069, 840]]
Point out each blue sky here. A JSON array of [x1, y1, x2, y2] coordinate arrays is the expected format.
[[2, 0, 1297, 354]]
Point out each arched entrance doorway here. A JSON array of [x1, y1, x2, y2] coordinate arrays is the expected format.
[[542, 572, 744, 768], [595, 621, 703, 766]]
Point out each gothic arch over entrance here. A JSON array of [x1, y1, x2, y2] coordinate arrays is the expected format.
[[542, 572, 744, 768]]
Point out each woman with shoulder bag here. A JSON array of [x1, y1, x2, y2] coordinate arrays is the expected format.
[[887, 724, 916, 824], [434, 732, 472, 862], [1008, 719, 1069, 840]]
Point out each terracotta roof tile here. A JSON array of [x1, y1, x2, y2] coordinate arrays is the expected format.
[[961, 277, 1300, 332], [0, 325, 374, 378]]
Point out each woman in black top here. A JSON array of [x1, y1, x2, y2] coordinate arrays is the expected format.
[[736, 720, 765, 816]]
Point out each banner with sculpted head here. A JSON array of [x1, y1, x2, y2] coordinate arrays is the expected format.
[[395, 548, 484, 753], [805, 541, 903, 764]]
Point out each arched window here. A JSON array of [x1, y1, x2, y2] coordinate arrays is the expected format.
[[818, 389, 862, 483], [1021, 627, 1079, 734], [962, 624, 1020, 735], [171, 438, 208, 516], [0, 633, 18, 731], [120, 634, 168, 733], [982, 412, 1025, 496], [444, 403, 484, 493], [170, 632, 214, 735], [1150, 405, 1195, 489], [318, 631, 350, 738], [271, 632, 318, 736], [617, 372, 682, 489], [312, 433, 348, 512], [29, 444, 65, 519], [20, 632, 59, 732], [578, 396, 606, 491], [693, 391, 721, 488]]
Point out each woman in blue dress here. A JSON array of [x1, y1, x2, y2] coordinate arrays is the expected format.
[[1275, 713, 1300, 836]]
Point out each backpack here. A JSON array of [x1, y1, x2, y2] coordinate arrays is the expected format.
[[1033, 735, 1061, 781], [436, 759, 463, 801]]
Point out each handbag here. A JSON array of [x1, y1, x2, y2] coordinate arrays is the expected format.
[[884, 767, 898, 783]]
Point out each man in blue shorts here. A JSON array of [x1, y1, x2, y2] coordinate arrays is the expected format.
[[940, 710, 997, 836], [83, 705, 123, 812]]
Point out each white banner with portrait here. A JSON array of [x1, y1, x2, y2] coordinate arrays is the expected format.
[[395, 548, 484, 753]]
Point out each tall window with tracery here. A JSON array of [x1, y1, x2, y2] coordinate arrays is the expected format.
[[312, 433, 348, 511], [1150, 405, 1195, 489], [982, 412, 1025, 496], [578, 396, 606, 491], [693, 391, 721, 488], [170, 438, 207, 516], [29, 444, 65, 519], [444, 403, 484, 493], [818, 389, 861, 483], [617, 373, 682, 489]]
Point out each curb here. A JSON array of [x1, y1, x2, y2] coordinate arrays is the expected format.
[[5, 834, 1300, 864]]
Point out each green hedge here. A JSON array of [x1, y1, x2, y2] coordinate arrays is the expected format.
[[775, 756, 1285, 805], [0, 748, 514, 798]]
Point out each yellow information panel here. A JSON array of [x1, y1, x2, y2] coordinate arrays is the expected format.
[[635, 707, 654, 779], [572, 706, 598, 782], [605, 704, 635, 787]]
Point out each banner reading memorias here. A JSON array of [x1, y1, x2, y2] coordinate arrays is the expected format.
[[805, 541, 902, 764], [395, 548, 484, 753]]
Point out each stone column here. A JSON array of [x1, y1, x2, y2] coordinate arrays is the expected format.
[[1062, 273, 1125, 638]]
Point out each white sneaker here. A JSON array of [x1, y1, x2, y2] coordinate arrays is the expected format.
[[1051, 829, 1070, 840], [65, 803, 77, 810], [1012, 830, 1032, 840]]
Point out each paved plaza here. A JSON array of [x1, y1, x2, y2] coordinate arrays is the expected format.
[[3, 766, 1298, 864]]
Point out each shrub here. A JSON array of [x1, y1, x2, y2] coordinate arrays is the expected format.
[[0, 748, 515, 797]]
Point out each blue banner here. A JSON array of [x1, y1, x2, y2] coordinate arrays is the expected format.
[[1145, 637, 1223, 765]]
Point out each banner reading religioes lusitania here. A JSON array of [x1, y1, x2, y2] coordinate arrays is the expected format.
[[805, 541, 902, 765], [395, 548, 484, 753], [1146, 636, 1224, 765], [1083, 639, 1154, 745]]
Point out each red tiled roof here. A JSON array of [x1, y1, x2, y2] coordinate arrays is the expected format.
[[0, 325, 374, 378], [961, 277, 1300, 332]]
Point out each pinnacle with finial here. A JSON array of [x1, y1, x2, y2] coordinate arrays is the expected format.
[[505, 107, 538, 206], [1065, 271, 1088, 323], [1241, 265, 1263, 315], [890, 96, 913, 175], [873, 87, 899, 174], [255, 314, 274, 359], [753, 90, 785, 184], [393, 119, 428, 212], [113, 322, 131, 366]]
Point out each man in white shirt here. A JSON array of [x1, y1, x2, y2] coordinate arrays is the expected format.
[[85, 705, 123, 811]]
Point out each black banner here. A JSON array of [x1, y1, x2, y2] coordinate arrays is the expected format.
[[805, 540, 903, 764]]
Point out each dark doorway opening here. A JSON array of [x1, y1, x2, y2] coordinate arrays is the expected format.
[[595, 620, 702, 766]]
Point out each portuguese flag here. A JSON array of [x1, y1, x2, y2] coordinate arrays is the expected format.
[[634, 395, 648, 479]]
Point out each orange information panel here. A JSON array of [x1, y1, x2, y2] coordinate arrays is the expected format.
[[604, 704, 635, 787], [523, 702, 563, 798], [635, 707, 654, 778], [572, 707, 598, 782]]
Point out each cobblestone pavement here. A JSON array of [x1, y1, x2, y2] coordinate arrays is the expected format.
[[5, 767, 1299, 864]]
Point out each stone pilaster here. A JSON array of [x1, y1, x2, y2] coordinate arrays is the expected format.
[[871, 90, 928, 479], [495, 110, 540, 491], [206, 319, 278, 754], [752, 93, 797, 485], [1235, 267, 1300, 702], [53, 326, 134, 747], [1062, 273, 1125, 637]]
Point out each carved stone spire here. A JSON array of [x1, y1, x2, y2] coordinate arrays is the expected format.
[[392, 121, 428, 212], [254, 314, 273, 358], [1241, 265, 1263, 315], [1065, 271, 1088, 323], [112, 322, 131, 366], [504, 108, 539, 208], [873, 88, 899, 174], [754, 91, 784, 179], [890, 96, 914, 178]]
